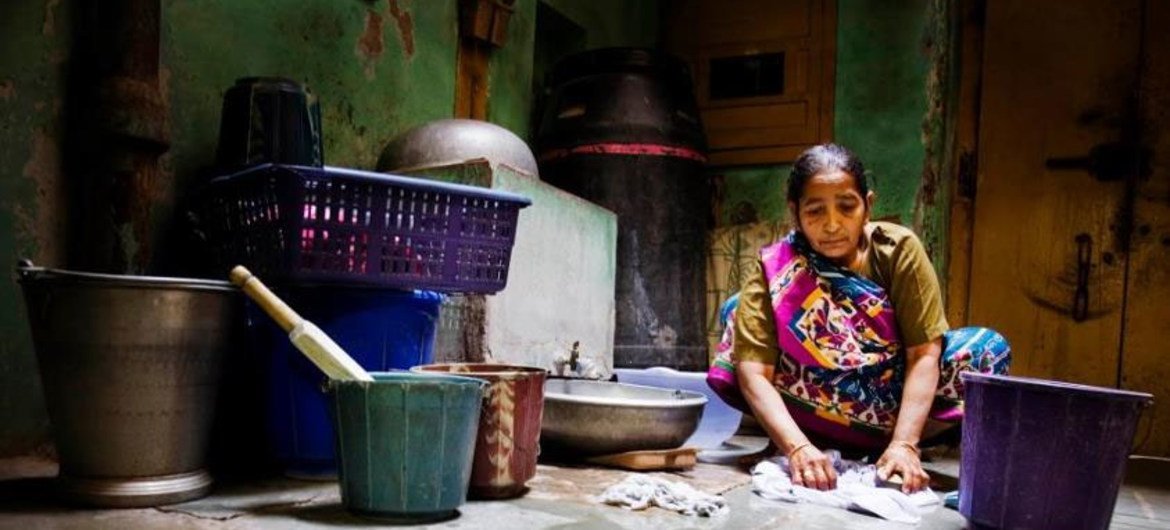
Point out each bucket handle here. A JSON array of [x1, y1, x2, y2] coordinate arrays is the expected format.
[[1133, 399, 1157, 454], [15, 258, 37, 278]]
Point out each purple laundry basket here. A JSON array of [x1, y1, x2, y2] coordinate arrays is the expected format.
[[959, 373, 1153, 530], [200, 163, 531, 294], [246, 284, 444, 479]]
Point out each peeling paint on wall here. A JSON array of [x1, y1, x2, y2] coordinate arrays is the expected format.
[[18, 128, 66, 265], [0, 0, 71, 455], [912, 0, 960, 281], [356, 8, 386, 78], [387, 0, 415, 58]]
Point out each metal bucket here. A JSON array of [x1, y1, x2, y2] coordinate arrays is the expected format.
[[17, 261, 240, 507]]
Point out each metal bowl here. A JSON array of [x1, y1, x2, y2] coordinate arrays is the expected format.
[[540, 379, 706, 457], [377, 118, 539, 177]]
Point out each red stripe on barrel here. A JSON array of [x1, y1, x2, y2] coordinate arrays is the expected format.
[[539, 142, 707, 163]]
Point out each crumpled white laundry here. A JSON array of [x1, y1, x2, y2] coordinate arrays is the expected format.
[[598, 474, 728, 517], [751, 450, 940, 525]]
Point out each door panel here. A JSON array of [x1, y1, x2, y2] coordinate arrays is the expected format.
[[1119, 0, 1170, 455], [969, 0, 1142, 388]]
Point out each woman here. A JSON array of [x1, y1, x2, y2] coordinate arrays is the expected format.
[[708, 143, 1010, 494]]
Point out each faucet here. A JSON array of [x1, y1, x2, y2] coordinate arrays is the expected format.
[[553, 341, 604, 379], [568, 341, 581, 372]]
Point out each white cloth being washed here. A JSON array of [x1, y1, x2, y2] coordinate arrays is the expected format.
[[751, 450, 940, 524], [598, 474, 728, 517]]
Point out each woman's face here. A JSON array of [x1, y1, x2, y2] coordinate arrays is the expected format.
[[790, 170, 874, 265]]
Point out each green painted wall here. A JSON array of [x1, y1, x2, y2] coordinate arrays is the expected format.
[[157, 0, 463, 268], [713, 165, 792, 227], [834, 0, 929, 228], [0, 0, 71, 455], [0, 0, 663, 456], [542, 0, 659, 49], [165, 0, 459, 171], [488, 0, 537, 137]]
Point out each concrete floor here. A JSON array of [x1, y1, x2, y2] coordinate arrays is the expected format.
[[2, 439, 1169, 529]]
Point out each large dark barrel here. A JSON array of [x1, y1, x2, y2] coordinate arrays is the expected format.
[[535, 48, 709, 371]]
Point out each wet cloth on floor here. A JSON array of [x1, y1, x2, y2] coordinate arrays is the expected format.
[[751, 450, 940, 524], [598, 474, 728, 517]]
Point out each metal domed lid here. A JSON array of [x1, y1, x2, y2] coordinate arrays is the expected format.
[[377, 119, 539, 177]]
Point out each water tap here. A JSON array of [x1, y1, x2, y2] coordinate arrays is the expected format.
[[552, 341, 603, 379]]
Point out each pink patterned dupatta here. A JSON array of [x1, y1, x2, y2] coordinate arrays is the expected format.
[[707, 231, 905, 447]]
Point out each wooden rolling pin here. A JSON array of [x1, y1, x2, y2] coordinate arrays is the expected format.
[[230, 266, 373, 382]]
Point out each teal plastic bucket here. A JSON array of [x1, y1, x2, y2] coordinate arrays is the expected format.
[[328, 372, 486, 522]]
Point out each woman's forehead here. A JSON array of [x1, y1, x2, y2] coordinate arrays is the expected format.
[[800, 172, 861, 200], [806, 170, 857, 187]]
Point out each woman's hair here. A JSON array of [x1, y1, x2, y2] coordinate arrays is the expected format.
[[787, 143, 869, 204]]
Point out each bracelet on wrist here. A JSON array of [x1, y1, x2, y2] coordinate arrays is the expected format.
[[891, 440, 920, 455], [786, 442, 813, 459]]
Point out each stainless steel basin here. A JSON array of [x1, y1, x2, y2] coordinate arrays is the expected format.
[[540, 379, 707, 456]]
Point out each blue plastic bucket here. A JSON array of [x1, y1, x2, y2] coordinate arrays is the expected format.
[[246, 285, 444, 478], [959, 373, 1153, 529], [328, 372, 485, 522]]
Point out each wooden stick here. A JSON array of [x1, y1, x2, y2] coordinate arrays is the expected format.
[[229, 266, 372, 381], [230, 266, 301, 332]]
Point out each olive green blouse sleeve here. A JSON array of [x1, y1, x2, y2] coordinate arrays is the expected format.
[[732, 258, 783, 366], [882, 230, 950, 348]]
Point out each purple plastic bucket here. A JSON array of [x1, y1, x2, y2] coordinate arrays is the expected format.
[[959, 373, 1153, 529]]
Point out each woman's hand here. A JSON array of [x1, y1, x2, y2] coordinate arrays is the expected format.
[[788, 444, 837, 491], [737, 359, 837, 491], [876, 441, 930, 493]]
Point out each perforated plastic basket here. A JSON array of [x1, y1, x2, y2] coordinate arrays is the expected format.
[[201, 164, 531, 293]]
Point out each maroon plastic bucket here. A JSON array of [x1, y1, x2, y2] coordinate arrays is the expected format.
[[959, 373, 1153, 529], [412, 363, 546, 499]]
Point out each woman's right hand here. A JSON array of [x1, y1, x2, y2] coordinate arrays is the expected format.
[[788, 444, 837, 491], [736, 361, 838, 491]]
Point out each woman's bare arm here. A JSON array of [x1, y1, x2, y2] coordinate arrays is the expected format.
[[738, 360, 837, 490], [878, 338, 942, 492]]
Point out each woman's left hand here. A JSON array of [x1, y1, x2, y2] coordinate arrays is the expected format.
[[876, 442, 930, 493]]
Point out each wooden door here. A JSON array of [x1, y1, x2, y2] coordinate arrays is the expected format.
[[1119, 0, 1170, 456], [968, 0, 1169, 455]]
